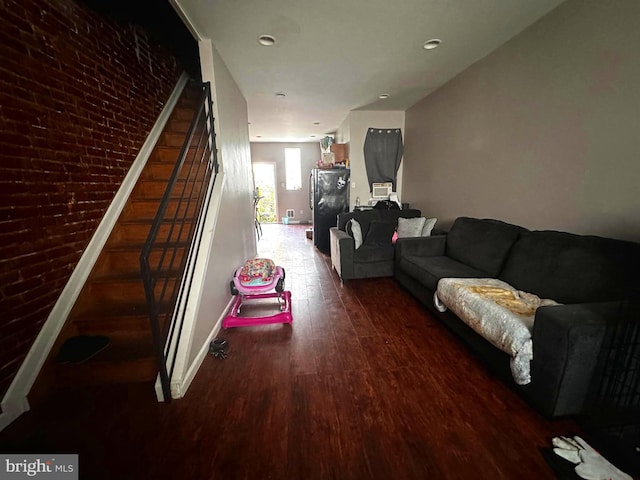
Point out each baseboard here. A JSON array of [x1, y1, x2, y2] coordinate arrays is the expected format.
[[170, 299, 230, 399], [0, 396, 28, 431], [0, 72, 190, 431]]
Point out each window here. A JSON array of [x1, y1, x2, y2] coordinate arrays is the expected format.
[[285, 148, 302, 190]]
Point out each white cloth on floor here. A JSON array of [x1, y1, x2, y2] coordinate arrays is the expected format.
[[551, 436, 632, 480]]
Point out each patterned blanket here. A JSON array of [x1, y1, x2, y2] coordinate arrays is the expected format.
[[435, 278, 559, 385]]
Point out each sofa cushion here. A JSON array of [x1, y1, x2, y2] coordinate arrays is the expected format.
[[499, 231, 640, 304], [354, 245, 395, 264], [363, 221, 396, 247], [398, 255, 489, 291], [446, 217, 526, 277]]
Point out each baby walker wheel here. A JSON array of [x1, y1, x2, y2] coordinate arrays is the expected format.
[[275, 268, 286, 292], [230, 280, 238, 295]]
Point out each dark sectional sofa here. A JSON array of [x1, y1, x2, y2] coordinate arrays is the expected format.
[[395, 217, 640, 417]]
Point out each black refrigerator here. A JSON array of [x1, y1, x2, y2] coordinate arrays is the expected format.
[[309, 168, 350, 253]]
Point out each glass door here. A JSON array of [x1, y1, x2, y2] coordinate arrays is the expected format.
[[252, 163, 278, 223]]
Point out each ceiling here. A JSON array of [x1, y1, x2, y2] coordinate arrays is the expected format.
[[174, 0, 566, 142]]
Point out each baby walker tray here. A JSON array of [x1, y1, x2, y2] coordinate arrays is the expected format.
[[223, 258, 292, 328]]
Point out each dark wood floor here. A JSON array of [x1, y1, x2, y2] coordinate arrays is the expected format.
[[0, 224, 580, 479]]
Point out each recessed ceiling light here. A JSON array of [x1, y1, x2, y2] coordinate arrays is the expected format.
[[258, 35, 276, 46], [256, 135, 262, 138], [313, 122, 320, 125], [423, 39, 441, 50], [378, 93, 389, 99], [275, 92, 286, 98], [310, 135, 316, 138]]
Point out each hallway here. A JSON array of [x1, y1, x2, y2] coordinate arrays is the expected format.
[[0, 224, 577, 479]]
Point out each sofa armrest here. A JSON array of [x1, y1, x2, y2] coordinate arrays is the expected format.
[[330, 227, 355, 281], [528, 302, 619, 417], [395, 235, 447, 260]]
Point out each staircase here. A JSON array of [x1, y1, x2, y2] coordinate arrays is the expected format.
[[31, 82, 213, 401]]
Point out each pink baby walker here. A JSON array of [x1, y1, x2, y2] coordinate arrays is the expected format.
[[222, 258, 293, 328]]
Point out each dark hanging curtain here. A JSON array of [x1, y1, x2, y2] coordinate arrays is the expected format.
[[363, 128, 403, 191]]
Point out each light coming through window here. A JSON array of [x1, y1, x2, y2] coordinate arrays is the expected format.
[[285, 148, 302, 190]]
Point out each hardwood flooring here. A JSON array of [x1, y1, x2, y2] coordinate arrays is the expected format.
[[0, 224, 580, 479]]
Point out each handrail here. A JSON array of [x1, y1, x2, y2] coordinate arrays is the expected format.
[[140, 81, 218, 401]]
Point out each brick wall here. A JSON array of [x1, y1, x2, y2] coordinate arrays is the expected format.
[[0, 0, 184, 401]]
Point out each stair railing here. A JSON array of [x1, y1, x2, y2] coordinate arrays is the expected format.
[[140, 81, 218, 402]]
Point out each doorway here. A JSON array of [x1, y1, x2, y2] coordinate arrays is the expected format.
[[252, 163, 278, 223]]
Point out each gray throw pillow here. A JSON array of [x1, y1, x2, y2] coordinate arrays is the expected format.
[[347, 218, 363, 249], [421, 217, 437, 237], [397, 217, 427, 238]]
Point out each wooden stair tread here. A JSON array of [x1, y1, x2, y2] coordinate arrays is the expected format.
[[136, 178, 190, 185], [72, 294, 174, 309], [90, 338, 156, 362], [73, 313, 151, 331], [121, 200, 193, 218], [103, 237, 191, 248], [117, 217, 194, 225], [55, 357, 159, 386], [89, 270, 182, 283], [131, 181, 198, 200], [82, 278, 178, 303], [68, 324, 153, 347], [138, 163, 182, 181], [72, 308, 172, 346], [174, 107, 196, 121], [71, 299, 151, 318], [149, 146, 198, 163], [124, 199, 200, 211], [109, 220, 195, 244], [94, 243, 188, 275], [99, 244, 188, 258], [161, 133, 189, 147], [115, 219, 195, 229], [54, 337, 159, 386], [88, 271, 143, 282], [73, 310, 150, 323], [168, 120, 191, 133]]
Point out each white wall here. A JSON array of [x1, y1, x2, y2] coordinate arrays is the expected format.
[[187, 40, 256, 365], [339, 110, 405, 210], [403, 0, 640, 241], [336, 115, 350, 144]]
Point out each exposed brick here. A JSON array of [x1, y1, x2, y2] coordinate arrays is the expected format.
[[0, 0, 183, 398], [0, 356, 26, 381], [9, 290, 60, 320], [4, 276, 45, 297]]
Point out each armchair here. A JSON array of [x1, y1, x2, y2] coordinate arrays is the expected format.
[[330, 209, 421, 282]]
